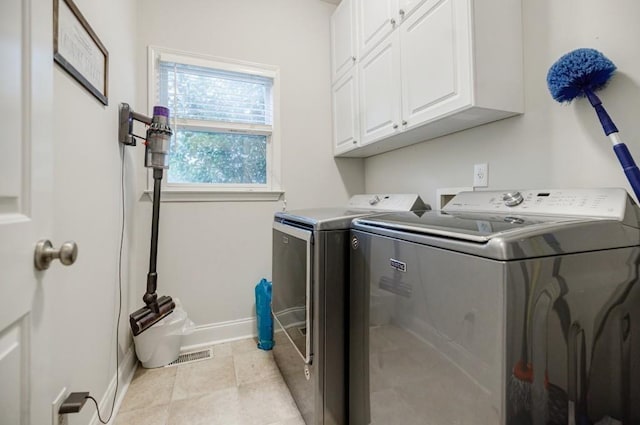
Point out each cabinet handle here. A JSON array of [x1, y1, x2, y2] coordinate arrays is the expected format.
[[402, 120, 408, 126], [399, 9, 405, 18], [352, 56, 356, 62], [390, 18, 397, 26], [393, 123, 399, 129]]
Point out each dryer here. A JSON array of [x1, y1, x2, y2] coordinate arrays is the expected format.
[[272, 194, 426, 425], [349, 188, 640, 425]]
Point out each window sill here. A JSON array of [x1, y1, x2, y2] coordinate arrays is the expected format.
[[142, 189, 284, 203]]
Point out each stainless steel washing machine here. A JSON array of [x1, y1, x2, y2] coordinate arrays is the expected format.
[[349, 188, 640, 425], [272, 194, 426, 425]]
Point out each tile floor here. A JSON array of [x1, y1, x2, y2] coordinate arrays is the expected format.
[[115, 337, 305, 425]]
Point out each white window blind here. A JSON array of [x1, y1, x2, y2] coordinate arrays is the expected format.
[[158, 61, 273, 126]]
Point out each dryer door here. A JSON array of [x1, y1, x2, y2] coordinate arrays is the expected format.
[[272, 222, 313, 364]]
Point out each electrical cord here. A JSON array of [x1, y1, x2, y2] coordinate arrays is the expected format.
[[87, 143, 126, 424], [86, 395, 111, 424]]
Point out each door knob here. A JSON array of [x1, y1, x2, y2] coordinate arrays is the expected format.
[[34, 240, 78, 270]]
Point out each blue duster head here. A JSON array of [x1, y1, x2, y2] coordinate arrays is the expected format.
[[546, 48, 616, 103]]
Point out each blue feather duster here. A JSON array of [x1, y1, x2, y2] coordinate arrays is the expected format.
[[547, 48, 616, 102], [547, 48, 640, 202]]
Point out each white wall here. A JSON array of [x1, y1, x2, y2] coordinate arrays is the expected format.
[[51, 0, 138, 423], [364, 0, 640, 207], [135, 0, 364, 341]]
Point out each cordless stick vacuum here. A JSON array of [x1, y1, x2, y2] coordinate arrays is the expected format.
[[547, 48, 640, 201], [119, 104, 176, 336]]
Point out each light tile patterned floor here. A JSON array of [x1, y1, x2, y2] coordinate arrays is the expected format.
[[116, 337, 305, 425]]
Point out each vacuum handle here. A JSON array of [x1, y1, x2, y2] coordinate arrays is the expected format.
[[144, 168, 163, 311], [613, 143, 640, 202]]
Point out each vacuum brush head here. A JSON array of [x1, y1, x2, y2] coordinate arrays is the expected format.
[[130, 295, 176, 336], [546, 48, 616, 103]]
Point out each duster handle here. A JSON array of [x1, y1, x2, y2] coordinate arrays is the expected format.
[[613, 143, 640, 202], [585, 89, 619, 135]]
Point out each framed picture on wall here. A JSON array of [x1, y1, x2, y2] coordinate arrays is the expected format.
[[53, 0, 109, 105]]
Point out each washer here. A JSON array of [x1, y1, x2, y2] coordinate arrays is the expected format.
[[272, 194, 426, 425], [349, 188, 640, 425]]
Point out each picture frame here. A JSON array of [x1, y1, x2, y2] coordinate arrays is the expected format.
[[53, 0, 109, 105]]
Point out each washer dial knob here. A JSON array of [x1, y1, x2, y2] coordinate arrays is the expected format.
[[503, 191, 524, 207]]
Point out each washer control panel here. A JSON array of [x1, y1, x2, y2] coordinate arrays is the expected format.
[[443, 188, 630, 220]]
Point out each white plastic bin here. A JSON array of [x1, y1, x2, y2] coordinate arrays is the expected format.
[[133, 300, 193, 368]]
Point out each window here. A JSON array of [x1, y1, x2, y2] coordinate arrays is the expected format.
[[148, 46, 281, 201]]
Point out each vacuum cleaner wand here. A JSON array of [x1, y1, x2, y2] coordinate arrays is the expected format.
[[546, 48, 640, 201], [120, 104, 176, 336], [144, 168, 163, 313]]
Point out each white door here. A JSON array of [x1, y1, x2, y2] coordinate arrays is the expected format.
[[397, 0, 428, 21], [332, 68, 360, 155], [358, 0, 398, 57], [359, 31, 402, 146], [330, 0, 357, 82], [400, 0, 472, 129], [0, 0, 54, 424]]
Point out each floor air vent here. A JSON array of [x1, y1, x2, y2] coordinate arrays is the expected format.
[[165, 348, 213, 367]]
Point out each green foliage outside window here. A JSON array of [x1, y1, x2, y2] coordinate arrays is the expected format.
[[168, 130, 267, 184]]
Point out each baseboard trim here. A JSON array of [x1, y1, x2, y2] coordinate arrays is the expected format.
[[181, 316, 257, 351], [88, 344, 138, 425]]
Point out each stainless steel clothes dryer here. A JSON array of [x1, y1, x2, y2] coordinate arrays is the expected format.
[[272, 194, 426, 425], [349, 189, 640, 425]]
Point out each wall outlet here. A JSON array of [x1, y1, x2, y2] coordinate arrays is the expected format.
[[52, 387, 68, 425], [473, 163, 488, 187]]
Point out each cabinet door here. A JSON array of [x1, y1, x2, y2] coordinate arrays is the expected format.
[[400, 0, 472, 129], [397, 0, 428, 21], [333, 68, 360, 155], [331, 0, 357, 82], [358, 0, 398, 57], [359, 32, 402, 146]]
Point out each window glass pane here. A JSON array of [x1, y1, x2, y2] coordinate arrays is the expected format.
[[168, 130, 267, 184], [159, 61, 273, 125]]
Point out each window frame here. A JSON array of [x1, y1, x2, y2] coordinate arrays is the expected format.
[[147, 46, 283, 202]]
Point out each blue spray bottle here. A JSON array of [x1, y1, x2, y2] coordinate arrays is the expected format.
[[255, 278, 274, 350]]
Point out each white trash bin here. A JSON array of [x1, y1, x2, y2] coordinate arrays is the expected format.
[[133, 299, 194, 368]]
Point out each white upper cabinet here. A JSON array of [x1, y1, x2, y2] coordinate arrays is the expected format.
[[331, 0, 357, 82], [333, 68, 360, 155], [359, 31, 402, 146], [332, 0, 523, 157], [357, 0, 398, 58], [400, 0, 471, 129]]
